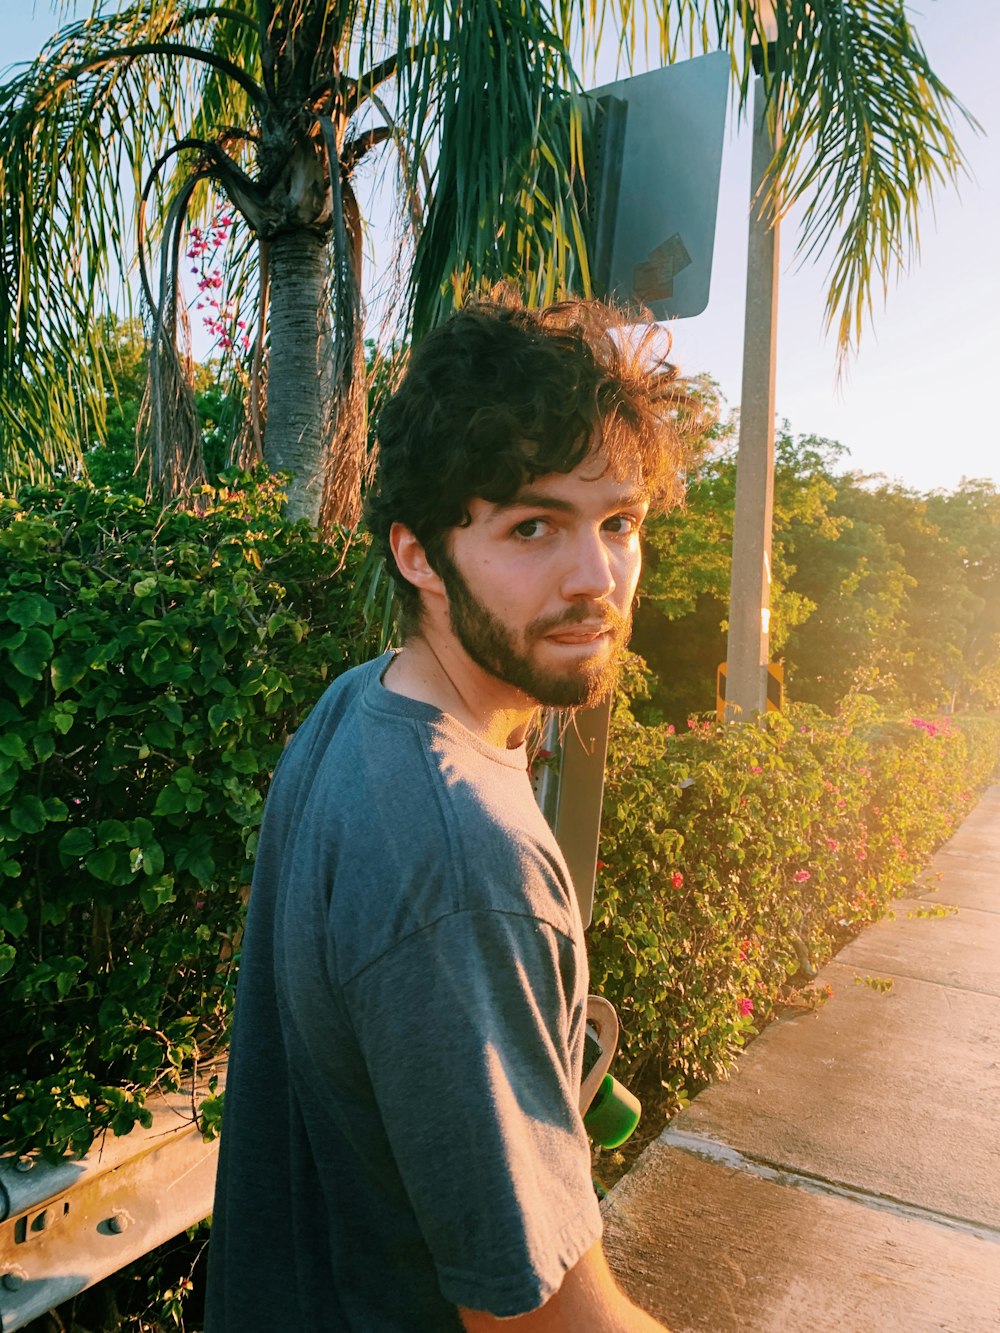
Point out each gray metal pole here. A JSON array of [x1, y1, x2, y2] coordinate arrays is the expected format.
[[724, 73, 780, 723]]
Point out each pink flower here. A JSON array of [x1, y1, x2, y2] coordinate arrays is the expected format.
[[738, 998, 754, 1017], [793, 869, 811, 883], [750, 764, 763, 774], [826, 838, 839, 851], [670, 870, 684, 889]]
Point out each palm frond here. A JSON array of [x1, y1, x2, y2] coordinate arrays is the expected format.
[[403, 0, 594, 334], [655, 0, 973, 366], [0, 0, 975, 503], [763, 0, 972, 363], [0, 1, 263, 481]]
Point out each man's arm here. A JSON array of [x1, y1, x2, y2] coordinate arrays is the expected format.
[[458, 1241, 670, 1332]]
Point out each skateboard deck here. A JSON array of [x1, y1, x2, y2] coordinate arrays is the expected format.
[[580, 995, 641, 1149]]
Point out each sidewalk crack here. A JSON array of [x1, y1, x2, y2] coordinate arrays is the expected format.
[[936, 848, 1000, 869], [825, 962, 1000, 999], [658, 1127, 1000, 1243]]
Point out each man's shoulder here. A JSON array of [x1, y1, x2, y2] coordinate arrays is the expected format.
[[277, 652, 419, 776], [272, 655, 580, 944], [409, 736, 579, 938], [291, 652, 388, 740]]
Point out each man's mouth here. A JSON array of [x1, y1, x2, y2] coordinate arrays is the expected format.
[[545, 623, 614, 645]]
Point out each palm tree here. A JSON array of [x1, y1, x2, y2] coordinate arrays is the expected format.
[[0, 1, 970, 528]]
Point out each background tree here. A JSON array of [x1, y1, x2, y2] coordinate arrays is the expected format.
[[0, 1, 971, 527], [640, 417, 1000, 724], [786, 475, 1000, 714], [780, 474, 915, 710], [634, 423, 848, 723], [926, 481, 1000, 709], [76, 315, 238, 492]]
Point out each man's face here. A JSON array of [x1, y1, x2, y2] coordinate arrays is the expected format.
[[437, 453, 649, 709]]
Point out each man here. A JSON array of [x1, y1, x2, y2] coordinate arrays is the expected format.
[[205, 296, 701, 1331]]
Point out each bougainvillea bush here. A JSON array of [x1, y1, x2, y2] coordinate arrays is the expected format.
[[0, 472, 378, 1160], [3, 476, 998, 1165], [590, 670, 1000, 1105]]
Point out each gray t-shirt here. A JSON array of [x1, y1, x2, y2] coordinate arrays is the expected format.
[[205, 653, 601, 1331]]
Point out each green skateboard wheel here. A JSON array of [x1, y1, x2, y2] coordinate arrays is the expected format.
[[583, 1074, 641, 1149]]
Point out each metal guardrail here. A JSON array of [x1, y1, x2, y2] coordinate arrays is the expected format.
[[0, 1065, 224, 1332]]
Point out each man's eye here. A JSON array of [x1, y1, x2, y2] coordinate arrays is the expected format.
[[512, 518, 548, 540], [604, 514, 639, 535]]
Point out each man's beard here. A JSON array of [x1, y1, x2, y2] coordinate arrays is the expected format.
[[436, 550, 631, 709]]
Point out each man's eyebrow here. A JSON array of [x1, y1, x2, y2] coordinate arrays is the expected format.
[[493, 491, 575, 514], [493, 487, 650, 514]]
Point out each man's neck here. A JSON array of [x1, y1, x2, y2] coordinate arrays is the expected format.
[[382, 638, 536, 750]]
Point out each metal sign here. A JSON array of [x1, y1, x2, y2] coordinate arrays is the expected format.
[[587, 51, 730, 319]]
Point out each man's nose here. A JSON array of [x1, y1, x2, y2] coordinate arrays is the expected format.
[[561, 529, 616, 601]]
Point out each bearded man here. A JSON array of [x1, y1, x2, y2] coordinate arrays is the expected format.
[[206, 296, 700, 1331]]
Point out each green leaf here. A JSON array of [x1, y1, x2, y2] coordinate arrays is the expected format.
[[0, 628, 26, 652], [133, 577, 158, 599], [176, 844, 215, 885], [0, 734, 30, 762], [8, 593, 56, 627], [0, 905, 27, 936], [97, 819, 130, 843], [32, 732, 56, 762], [10, 627, 53, 680], [11, 796, 46, 834], [139, 839, 164, 878], [139, 875, 175, 914], [153, 785, 186, 816], [51, 655, 87, 695], [0, 944, 16, 979], [55, 967, 79, 998], [85, 846, 119, 882], [158, 698, 183, 725], [143, 720, 177, 748], [59, 827, 95, 859], [208, 702, 230, 732]]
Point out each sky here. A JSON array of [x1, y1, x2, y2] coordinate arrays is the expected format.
[[664, 0, 1000, 494], [5, 1, 998, 494]]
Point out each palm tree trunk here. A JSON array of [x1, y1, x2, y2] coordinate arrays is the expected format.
[[264, 228, 332, 527]]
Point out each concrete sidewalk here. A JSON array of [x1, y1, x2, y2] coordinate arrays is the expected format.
[[602, 785, 1000, 1333]]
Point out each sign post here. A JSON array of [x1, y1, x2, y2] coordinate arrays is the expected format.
[[724, 24, 782, 723], [540, 54, 729, 914]]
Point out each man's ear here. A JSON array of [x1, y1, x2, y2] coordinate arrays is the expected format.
[[389, 523, 446, 600]]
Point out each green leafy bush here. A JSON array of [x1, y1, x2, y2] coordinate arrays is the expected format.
[[0, 472, 377, 1159], [591, 676, 1000, 1102], [4, 471, 998, 1167]]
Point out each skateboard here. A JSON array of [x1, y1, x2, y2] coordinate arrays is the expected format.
[[579, 995, 641, 1150]]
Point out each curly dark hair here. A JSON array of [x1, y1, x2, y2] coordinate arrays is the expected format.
[[364, 294, 708, 632]]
